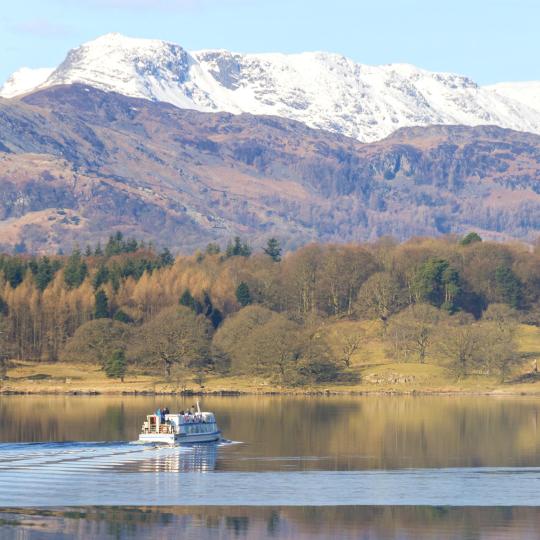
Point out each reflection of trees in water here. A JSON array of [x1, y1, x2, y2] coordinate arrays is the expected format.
[[213, 397, 540, 471], [102, 403, 126, 439], [226, 516, 249, 535], [3, 507, 540, 539], [2, 395, 540, 470], [0, 402, 59, 442]]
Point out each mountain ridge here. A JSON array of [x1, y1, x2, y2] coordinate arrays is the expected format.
[[0, 84, 538, 253], [2, 33, 540, 143]]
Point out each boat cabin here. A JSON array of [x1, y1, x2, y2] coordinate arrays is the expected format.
[[141, 412, 218, 436]]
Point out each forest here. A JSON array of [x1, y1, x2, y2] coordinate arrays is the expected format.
[[0, 231, 539, 386]]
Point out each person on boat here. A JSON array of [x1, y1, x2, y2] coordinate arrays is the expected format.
[[163, 407, 170, 416]]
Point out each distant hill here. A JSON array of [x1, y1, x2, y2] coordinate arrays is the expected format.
[[0, 84, 539, 253]]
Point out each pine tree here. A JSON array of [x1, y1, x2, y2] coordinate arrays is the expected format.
[[194, 292, 221, 327], [159, 248, 174, 267], [264, 238, 282, 262], [94, 242, 104, 257], [109, 268, 121, 293], [414, 258, 461, 311], [209, 307, 223, 329], [104, 349, 127, 382], [205, 243, 221, 255], [35, 257, 54, 291], [94, 289, 109, 319], [92, 264, 109, 290], [460, 232, 482, 246], [179, 289, 196, 311], [495, 266, 523, 309], [236, 282, 252, 307], [226, 237, 252, 258], [63, 249, 88, 289]]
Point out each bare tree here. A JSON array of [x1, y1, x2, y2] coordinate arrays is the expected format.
[[341, 334, 362, 368], [385, 304, 442, 363], [243, 316, 301, 383], [357, 272, 403, 328], [135, 306, 211, 377], [433, 315, 480, 378]]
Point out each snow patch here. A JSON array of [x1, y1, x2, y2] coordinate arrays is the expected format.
[[0, 67, 54, 98]]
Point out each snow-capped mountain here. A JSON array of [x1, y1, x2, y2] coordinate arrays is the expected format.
[[486, 82, 540, 115], [2, 33, 540, 142], [1, 67, 54, 99]]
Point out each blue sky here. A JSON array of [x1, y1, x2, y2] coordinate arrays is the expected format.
[[1, 0, 538, 85]]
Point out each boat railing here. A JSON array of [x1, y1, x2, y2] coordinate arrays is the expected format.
[[142, 417, 175, 435]]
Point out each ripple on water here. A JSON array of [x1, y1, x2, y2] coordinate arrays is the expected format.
[[0, 440, 539, 507]]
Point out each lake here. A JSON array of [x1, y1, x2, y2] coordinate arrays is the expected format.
[[1, 395, 540, 538]]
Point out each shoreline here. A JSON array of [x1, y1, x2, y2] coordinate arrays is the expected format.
[[3, 387, 540, 397], [3, 359, 540, 398]]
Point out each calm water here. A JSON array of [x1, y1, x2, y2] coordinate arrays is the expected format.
[[1, 395, 540, 537]]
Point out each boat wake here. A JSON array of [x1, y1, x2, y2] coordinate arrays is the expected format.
[[0, 440, 218, 474], [1, 441, 539, 507]]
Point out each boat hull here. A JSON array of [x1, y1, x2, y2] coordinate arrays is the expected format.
[[138, 430, 221, 445]]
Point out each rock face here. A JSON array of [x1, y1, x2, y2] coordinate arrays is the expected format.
[[0, 84, 539, 253], [2, 33, 540, 143]]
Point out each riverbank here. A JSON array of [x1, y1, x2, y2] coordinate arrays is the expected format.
[[3, 359, 540, 396]]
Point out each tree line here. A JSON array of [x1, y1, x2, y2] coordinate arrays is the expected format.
[[0, 231, 539, 385]]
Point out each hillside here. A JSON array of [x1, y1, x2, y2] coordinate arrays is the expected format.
[[2, 33, 540, 142], [0, 84, 539, 252]]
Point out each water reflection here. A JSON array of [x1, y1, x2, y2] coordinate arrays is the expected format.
[[121, 443, 218, 473], [0, 440, 219, 474], [1, 506, 539, 540], [1, 395, 540, 471]]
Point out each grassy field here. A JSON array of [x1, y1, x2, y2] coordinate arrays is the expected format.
[[2, 322, 540, 395]]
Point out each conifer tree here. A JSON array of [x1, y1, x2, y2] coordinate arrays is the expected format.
[[179, 289, 197, 311], [104, 349, 127, 382], [495, 266, 523, 309], [64, 249, 88, 289], [34, 257, 54, 291], [94, 289, 109, 319], [92, 264, 109, 290], [226, 237, 251, 258], [460, 232, 482, 246], [159, 248, 174, 267], [205, 243, 221, 255], [264, 238, 282, 262], [236, 282, 252, 307]]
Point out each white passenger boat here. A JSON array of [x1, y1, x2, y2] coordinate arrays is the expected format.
[[138, 402, 221, 445]]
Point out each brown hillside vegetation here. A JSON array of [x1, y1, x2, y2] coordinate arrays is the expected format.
[[0, 85, 539, 253]]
